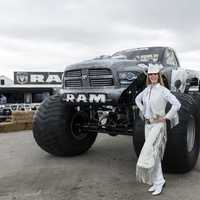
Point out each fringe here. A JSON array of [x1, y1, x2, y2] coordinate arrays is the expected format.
[[136, 123, 167, 185], [136, 165, 154, 185], [153, 123, 167, 160]]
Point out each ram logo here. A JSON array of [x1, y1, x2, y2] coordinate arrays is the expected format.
[[16, 72, 29, 84], [82, 75, 88, 80], [63, 94, 106, 103]]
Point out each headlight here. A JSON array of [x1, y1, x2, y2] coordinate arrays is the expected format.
[[118, 72, 137, 84]]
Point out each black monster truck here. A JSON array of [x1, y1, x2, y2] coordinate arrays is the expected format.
[[33, 47, 200, 173]]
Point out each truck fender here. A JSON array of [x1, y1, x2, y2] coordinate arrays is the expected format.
[[171, 69, 187, 93]]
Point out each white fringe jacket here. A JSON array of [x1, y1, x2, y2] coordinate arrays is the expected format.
[[135, 83, 181, 128], [135, 83, 181, 184]]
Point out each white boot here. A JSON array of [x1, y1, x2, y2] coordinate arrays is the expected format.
[[151, 157, 165, 195], [152, 182, 165, 196], [148, 185, 156, 192]]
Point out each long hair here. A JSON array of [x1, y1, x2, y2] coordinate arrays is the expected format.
[[146, 73, 165, 86]]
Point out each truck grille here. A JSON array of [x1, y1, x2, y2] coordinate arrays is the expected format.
[[65, 79, 82, 87], [64, 70, 81, 77], [64, 68, 113, 88], [90, 78, 113, 87], [89, 68, 112, 76]]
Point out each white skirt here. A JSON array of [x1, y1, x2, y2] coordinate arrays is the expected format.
[[136, 122, 167, 185]]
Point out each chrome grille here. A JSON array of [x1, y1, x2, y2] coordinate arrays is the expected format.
[[65, 79, 82, 87], [89, 68, 112, 76], [64, 68, 113, 88], [90, 78, 113, 87], [65, 70, 81, 77]]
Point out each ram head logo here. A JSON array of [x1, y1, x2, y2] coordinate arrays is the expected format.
[[16, 72, 29, 84], [82, 74, 88, 80]]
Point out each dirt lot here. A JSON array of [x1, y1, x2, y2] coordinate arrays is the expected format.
[[0, 131, 200, 200]]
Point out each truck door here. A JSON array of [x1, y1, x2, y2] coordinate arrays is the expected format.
[[161, 48, 180, 89]]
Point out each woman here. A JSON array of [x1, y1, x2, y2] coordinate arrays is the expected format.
[[135, 63, 181, 195]]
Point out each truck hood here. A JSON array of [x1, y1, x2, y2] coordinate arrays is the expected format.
[[64, 58, 148, 73]]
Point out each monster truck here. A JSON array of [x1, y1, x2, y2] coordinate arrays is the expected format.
[[33, 47, 200, 173]]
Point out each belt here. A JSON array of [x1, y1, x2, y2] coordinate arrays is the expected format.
[[145, 116, 163, 124]]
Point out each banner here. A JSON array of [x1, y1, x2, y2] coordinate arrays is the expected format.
[[14, 71, 63, 85]]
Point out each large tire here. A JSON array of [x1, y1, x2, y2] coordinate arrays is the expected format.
[[33, 94, 97, 156], [133, 93, 200, 173], [163, 93, 200, 173]]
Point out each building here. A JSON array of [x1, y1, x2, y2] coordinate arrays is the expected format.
[[0, 75, 13, 86], [0, 72, 62, 104]]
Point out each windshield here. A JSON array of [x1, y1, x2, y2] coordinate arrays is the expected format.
[[112, 47, 163, 63]]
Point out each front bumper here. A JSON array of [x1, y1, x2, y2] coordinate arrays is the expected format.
[[59, 87, 127, 105]]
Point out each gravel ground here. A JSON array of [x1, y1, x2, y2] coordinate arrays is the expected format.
[[0, 130, 200, 200]]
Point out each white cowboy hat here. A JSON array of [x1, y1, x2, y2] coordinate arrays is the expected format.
[[147, 63, 162, 74]]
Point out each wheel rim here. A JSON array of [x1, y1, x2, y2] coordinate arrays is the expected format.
[[71, 111, 89, 140], [187, 115, 196, 152]]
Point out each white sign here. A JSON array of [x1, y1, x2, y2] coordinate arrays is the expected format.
[[14, 72, 63, 85], [63, 94, 106, 103]]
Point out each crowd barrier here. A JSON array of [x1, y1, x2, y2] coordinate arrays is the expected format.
[[0, 103, 40, 133], [0, 103, 40, 111]]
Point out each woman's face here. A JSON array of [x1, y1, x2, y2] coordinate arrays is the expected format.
[[149, 73, 159, 84]]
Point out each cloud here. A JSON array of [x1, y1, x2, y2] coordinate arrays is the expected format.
[[0, 0, 200, 79]]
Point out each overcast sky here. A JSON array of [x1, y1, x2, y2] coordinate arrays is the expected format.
[[1, 0, 200, 79]]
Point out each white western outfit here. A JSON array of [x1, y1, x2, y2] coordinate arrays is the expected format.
[[135, 83, 181, 186]]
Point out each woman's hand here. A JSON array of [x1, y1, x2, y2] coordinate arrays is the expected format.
[[159, 117, 166, 123], [154, 117, 166, 123]]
